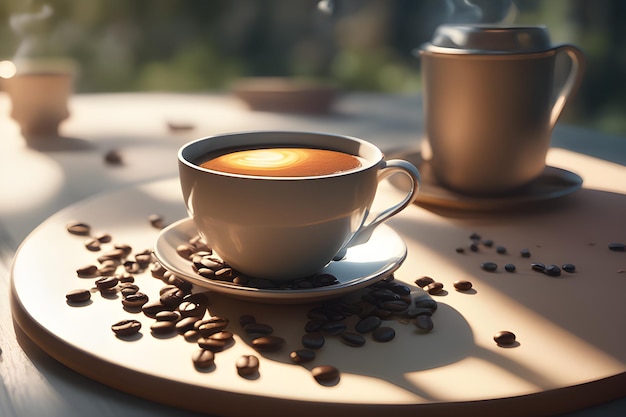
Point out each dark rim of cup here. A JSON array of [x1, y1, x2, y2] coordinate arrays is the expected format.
[[178, 130, 383, 180]]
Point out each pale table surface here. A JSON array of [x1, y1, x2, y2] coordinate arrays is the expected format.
[[1, 92, 625, 417]]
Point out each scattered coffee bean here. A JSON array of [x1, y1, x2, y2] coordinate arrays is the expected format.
[[341, 332, 366, 347], [290, 349, 316, 363], [470, 242, 479, 252], [66, 221, 91, 236], [520, 248, 531, 258], [192, 348, 215, 368], [197, 335, 232, 352], [311, 365, 340, 383], [148, 214, 165, 229], [372, 326, 396, 342], [155, 310, 182, 322], [244, 322, 274, 337], [355, 316, 382, 333], [84, 238, 101, 251], [494, 330, 516, 346], [302, 332, 325, 349], [425, 281, 444, 295], [95, 276, 119, 291], [176, 316, 201, 334], [304, 319, 325, 333], [469, 232, 481, 241], [504, 263, 516, 272], [481, 262, 498, 272], [196, 317, 230, 336], [531, 262, 546, 272], [251, 335, 285, 352], [65, 289, 91, 304], [76, 264, 99, 277], [121, 292, 149, 309], [453, 280, 473, 291], [415, 314, 434, 332], [456, 247, 465, 253], [544, 264, 561, 277], [608, 243, 625, 252], [142, 300, 171, 318], [177, 300, 205, 318], [236, 355, 260, 376], [496, 245, 507, 254], [160, 287, 185, 307], [119, 283, 139, 296], [482, 239, 494, 247], [150, 320, 176, 335], [111, 319, 142, 336], [184, 329, 201, 342], [562, 263, 576, 273], [104, 149, 123, 165]]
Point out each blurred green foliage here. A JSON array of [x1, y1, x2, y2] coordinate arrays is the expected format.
[[1, 0, 624, 136]]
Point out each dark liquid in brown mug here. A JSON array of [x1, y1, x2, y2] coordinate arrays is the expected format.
[[199, 147, 363, 177]]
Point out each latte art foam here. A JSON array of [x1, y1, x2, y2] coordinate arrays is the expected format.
[[201, 147, 362, 177]]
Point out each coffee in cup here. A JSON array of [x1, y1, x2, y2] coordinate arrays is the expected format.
[[178, 131, 420, 281]]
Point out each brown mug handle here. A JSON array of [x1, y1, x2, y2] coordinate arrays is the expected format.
[[550, 44, 587, 128]]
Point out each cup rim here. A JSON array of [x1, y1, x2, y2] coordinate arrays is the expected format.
[[178, 130, 383, 180]]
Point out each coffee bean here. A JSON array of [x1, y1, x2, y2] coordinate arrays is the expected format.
[[469, 232, 481, 241], [562, 263, 576, 273], [520, 248, 531, 258], [192, 349, 215, 368], [142, 300, 171, 318], [482, 239, 494, 247], [425, 281, 444, 295], [104, 149, 123, 165], [111, 319, 142, 336], [184, 329, 201, 342], [505, 263, 516, 272], [355, 316, 382, 333], [95, 233, 112, 243], [150, 320, 176, 335], [304, 319, 325, 333], [122, 292, 149, 309], [177, 301, 205, 318], [84, 238, 101, 251], [290, 349, 316, 363], [414, 276, 435, 287], [236, 355, 260, 376], [544, 264, 561, 277], [494, 330, 516, 346], [414, 298, 438, 312], [415, 314, 434, 332], [149, 214, 165, 229], [150, 263, 168, 280], [531, 262, 546, 272], [470, 242, 479, 252], [496, 245, 507, 254], [76, 264, 99, 277], [302, 332, 325, 349], [66, 221, 91, 236], [65, 289, 91, 304], [155, 310, 182, 322], [311, 365, 339, 383], [453, 280, 472, 291], [196, 317, 230, 336], [372, 326, 396, 342], [251, 336, 285, 352], [197, 336, 232, 352], [160, 287, 185, 307], [95, 276, 119, 291], [481, 262, 498, 272], [176, 316, 201, 334], [608, 243, 625, 252], [119, 283, 139, 296], [176, 244, 196, 260], [341, 332, 366, 347]]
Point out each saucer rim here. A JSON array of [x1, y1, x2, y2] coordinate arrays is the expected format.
[[388, 148, 583, 211], [153, 218, 407, 303]]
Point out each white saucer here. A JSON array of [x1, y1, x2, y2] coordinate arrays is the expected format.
[[154, 218, 407, 303], [388, 149, 583, 211]]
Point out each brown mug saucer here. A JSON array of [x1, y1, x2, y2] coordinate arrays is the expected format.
[[387, 149, 583, 211]]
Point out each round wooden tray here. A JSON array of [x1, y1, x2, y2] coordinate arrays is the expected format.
[[11, 177, 626, 417]]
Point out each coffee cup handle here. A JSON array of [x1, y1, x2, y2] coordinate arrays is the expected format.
[[550, 44, 586, 128], [334, 159, 420, 260]]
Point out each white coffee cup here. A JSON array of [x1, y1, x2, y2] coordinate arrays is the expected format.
[[178, 131, 420, 281]]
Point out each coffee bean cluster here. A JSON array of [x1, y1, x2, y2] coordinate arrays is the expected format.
[[65, 219, 443, 384], [177, 234, 339, 290], [457, 232, 580, 277]]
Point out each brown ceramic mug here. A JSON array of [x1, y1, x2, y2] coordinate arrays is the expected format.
[[419, 24, 586, 196]]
